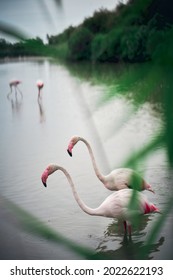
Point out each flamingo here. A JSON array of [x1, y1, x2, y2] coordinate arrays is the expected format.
[[41, 164, 159, 235], [8, 79, 22, 98], [36, 80, 44, 97], [67, 136, 154, 193]]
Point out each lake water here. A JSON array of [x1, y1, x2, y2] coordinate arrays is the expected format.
[[0, 58, 172, 259]]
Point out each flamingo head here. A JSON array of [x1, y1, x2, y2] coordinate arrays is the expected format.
[[144, 202, 160, 214], [36, 80, 44, 89], [67, 135, 80, 157], [9, 79, 21, 86], [41, 164, 55, 187]]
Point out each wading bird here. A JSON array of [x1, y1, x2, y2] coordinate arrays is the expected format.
[[36, 80, 44, 97], [41, 164, 159, 235], [8, 79, 22, 98], [67, 136, 154, 193]]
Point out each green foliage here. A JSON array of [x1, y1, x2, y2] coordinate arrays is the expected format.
[[91, 34, 107, 62], [50, 42, 69, 60], [139, 194, 173, 259], [46, 0, 173, 63], [151, 27, 173, 65], [1, 0, 173, 63], [47, 26, 75, 45], [91, 28, 122, 62], [119, 25, 150, 62], [83, 8, 115, 34], [68, 27, 93, 61], [0, 37, 46, 57], [6, 198, 104, 260], [0, 38, 12, 57], [0, 20, 28, 40]]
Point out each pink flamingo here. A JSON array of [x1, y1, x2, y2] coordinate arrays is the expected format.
[[67, 136, 154, 193], [41, 164, 159, 235], [36, 80, 44, 97], [8, 79, 22, 98]]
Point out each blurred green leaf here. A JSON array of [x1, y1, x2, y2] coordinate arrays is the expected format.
[[0, 21, 28, 40], [7, 199, 104, 260], [123, 131, 165, 168], [139, 193, 173, 259]]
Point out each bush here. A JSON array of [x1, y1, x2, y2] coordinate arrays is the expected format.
[[47, 26, 75, 45], [68, 27, 93, 61], [91, 34, 107, 62], [83, 9, 113, 34], [104, 28, 122, 62], [147, 27, 173, 65], [119, 25, 149, 62]]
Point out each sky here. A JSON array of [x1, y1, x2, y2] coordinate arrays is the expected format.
[[0, 0, 128, 42]]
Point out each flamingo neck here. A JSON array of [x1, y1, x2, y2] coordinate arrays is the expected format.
[[51, 165, 102, 216], [79, 137, 106, 185]]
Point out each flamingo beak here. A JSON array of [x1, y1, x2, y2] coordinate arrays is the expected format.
[[155, 208, 162, 214], [147, 184, 155, 194], [67, 141, 74, 157], [67, 149, 72, 157], [42, 180, 47, 188], [149, 188, 155, 194], [152, 205, 162, 214], [41, 169, 48, 187]]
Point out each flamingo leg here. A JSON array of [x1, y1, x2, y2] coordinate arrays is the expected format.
[[14, 86, 17, 98], [128, 224, 132, 236], [123, 221, 132, 236], [38, 89, 41, 98], [7, 86, 12, 99], [16, 86, 23, 98], [123, 221, 127, 232]]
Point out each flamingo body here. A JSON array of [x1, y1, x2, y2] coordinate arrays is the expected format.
[[9, 79, 21, 87], [67, 136, 154, 193], [8, 79, 22, 98], [103, 168, 146, 191], [41, 164, 159, 235]]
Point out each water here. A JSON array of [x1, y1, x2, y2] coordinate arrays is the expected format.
[[0, 58, 172, 259]]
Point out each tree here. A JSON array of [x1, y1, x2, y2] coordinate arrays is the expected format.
[[68, 27, 93, 60]]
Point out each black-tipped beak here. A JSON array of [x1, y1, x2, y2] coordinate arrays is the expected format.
[[149, 188, 155, 194], [67, 149, 72, 157], [42, 181, 47, 187]]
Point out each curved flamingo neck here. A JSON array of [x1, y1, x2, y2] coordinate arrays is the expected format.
[[51, 165, 102, 216], [78, 137, 106, 185]]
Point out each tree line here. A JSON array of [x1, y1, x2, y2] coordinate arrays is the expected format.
[[0, 0, 173, 65]]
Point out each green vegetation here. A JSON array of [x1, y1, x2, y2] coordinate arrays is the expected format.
[[46, 0, 173, 63], [1, 0, 173, 64], [0, 37, 46, 58]]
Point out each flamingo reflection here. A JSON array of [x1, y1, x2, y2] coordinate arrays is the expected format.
[[95, 219, 164, 259], [37, 96, 46, 122]]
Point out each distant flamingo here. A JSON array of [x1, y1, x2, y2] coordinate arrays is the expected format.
[[41, 164, 159, 235], [8, 79, 22, 98], [36, 80, 44, 97], [67, 136, 154, 193]]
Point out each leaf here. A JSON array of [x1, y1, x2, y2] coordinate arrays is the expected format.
[[0, 21, 28, 40]]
